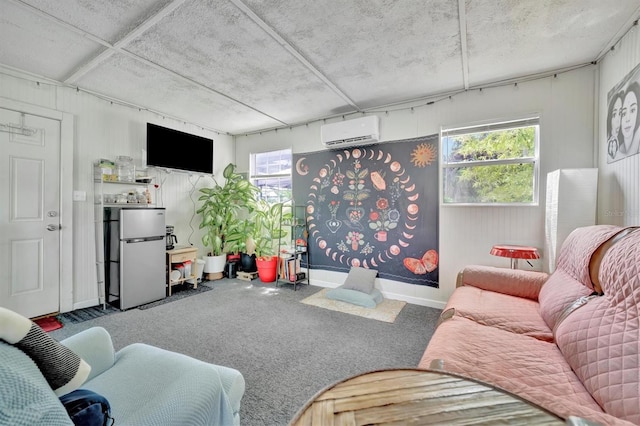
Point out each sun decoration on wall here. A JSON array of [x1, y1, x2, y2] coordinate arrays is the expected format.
[[410, 143, 437, 167]]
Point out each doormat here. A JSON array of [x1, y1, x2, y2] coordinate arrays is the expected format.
[[57, 283, 213, 323], [300, 288, 406, 323], [57, 304, 120, 325], [34, 316, 63, 332], [138, 283, 212, 310]]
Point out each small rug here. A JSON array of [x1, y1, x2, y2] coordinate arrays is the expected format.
[[58, 283, 213, 323], [300, 288, 406, 323], [58, 304, 120, 325], [34, 316, 63, 332]]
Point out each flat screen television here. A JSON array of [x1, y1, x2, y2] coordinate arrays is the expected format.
[[146, 123, 213, 174]]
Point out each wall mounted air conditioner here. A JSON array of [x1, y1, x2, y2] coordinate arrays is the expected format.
[[320, 115, 379, 148]]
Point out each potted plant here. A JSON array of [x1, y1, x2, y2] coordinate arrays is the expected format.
[[224, 219, 257, 272], [253, 200, 291, 282], [197, 163, 258, 274]]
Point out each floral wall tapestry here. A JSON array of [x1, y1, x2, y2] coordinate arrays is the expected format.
[[293, 134, 439, 288]]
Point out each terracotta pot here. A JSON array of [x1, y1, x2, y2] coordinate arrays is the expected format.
[[256, 256, 278, 282]]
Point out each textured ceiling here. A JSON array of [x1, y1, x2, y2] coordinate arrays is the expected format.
[[1, 0, 639, 135]]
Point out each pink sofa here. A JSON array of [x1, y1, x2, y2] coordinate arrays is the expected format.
[[419, 225, 640, 425]]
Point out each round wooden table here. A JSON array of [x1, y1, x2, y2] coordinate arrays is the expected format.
[[290, 368, 563, 425]]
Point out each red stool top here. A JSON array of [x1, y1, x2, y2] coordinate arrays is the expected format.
[[490, 245, 540, 260]]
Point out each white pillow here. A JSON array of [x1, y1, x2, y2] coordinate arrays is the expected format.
[[326, 287, 383, 308], [341, 267, 378, 294]]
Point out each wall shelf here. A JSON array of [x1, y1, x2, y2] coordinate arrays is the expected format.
[[93, 163, 154, 309]]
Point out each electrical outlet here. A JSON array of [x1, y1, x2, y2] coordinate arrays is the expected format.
[[73, 190, 86, 201]]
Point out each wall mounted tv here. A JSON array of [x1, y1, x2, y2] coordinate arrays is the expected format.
[[146, 123, 213, 174]]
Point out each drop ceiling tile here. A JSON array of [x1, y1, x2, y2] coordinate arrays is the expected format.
[[19, 0, 174, 44], [74, 53, 281, 134], [0, 1, 106, 80], [243, 0, 464, 108], [124, 0, 350, 125], [2, 0, 638, 136], [465, 0, 640, 86]]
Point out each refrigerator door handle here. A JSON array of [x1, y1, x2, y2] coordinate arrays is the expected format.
[[124, 236, 165, 243]]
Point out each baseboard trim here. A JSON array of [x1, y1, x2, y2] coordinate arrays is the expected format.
[[309, 279, 446, 310]]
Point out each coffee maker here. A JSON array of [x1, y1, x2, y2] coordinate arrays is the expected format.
[[166, 225, 178, 250]]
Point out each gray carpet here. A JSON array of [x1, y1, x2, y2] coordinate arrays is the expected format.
[[50, 279, 441, 426]]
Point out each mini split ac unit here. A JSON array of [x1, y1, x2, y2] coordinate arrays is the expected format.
[[320, 115, 379, 148]]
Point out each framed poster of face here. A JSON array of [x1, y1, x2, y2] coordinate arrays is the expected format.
[[606, 61, 640, 163]]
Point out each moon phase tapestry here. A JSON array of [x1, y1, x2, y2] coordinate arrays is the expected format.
[[293, 134, 439, 288]]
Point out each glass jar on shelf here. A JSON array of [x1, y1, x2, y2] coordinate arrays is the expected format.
[[115, 155, 134, 182]]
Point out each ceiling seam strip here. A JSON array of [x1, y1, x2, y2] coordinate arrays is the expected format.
[[0, 61, 231, 135], [234, 61, 594, 137], [10, 0, 111, 49], [458, 0, 469, 90], [9, 0, 117, 84], [594, 6, 640, 62], [12, 0, 287, 127], [65, 0, 187, 84], [228, 0, 360, 111], [71, 85, 231, 136], [116, 49, 289, 126]]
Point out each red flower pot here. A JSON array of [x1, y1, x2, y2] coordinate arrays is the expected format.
[[256, 256, 278, 282]]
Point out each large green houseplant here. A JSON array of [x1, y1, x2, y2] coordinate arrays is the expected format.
[[197, 163, 258, 273], [252, 200, 291, 282]]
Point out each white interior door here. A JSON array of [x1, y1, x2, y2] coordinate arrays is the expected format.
[[0, 108, 61, 318]]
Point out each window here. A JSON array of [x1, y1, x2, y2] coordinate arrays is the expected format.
[[441, 117, 539, 205], [250, 148, 292, 203]]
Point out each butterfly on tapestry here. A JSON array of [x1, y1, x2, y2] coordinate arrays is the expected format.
[[293, 134, 439, 288]]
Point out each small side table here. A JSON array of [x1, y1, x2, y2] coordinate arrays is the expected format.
[[490, 244, 540, 269], [166, 246, 198, 296]]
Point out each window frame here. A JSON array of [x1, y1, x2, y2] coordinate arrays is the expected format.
[[249, 148, 293, 203], [440, 116, 541, 206]]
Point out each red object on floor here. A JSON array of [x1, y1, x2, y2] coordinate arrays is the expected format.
[[34, 316, 63, 332]]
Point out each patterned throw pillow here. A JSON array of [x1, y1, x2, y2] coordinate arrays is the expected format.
[[0, 307, 91, 396]]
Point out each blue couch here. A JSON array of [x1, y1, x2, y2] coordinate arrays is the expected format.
[[0, 326, 245, 425]]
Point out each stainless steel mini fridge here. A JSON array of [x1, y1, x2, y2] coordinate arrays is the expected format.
[[104, 207, 166, 310]]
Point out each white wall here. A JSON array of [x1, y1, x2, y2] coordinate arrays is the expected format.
[[235, 67, 597, 308], [597, 28, 640, 226], [0, 63, 600, 311], [0, 69, 234, 311]]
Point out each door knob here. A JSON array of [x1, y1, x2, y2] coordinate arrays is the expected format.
[[47, 224, 61, 231]]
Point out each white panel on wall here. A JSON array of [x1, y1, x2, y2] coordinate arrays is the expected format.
[[235, 68, 597, 306], [544, 168, 598, 273], [598, 26, 640, 227], [1, 62, 599, 309], [0, 70, 234, 310]]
